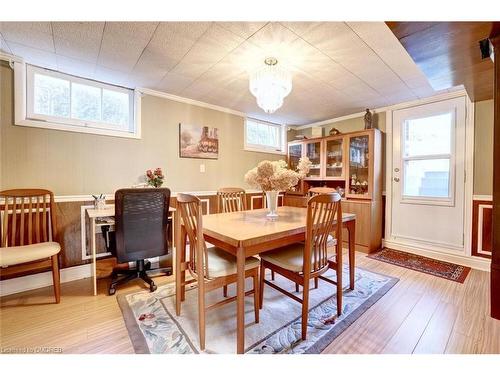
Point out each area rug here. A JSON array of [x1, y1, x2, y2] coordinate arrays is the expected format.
[[367, 248, 470, 283], [117, 265, 398, 354]]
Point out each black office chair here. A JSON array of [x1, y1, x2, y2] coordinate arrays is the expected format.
[[108, 188, 172, 295]]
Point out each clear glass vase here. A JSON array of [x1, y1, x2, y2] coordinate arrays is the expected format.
[[265, 191, 279, 219]]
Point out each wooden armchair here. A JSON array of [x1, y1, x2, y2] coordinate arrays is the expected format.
[[0, 189, 61, 303], [175, 193, 260, 351], [216, 187, 246, 213], [259, 193, 343, 340]]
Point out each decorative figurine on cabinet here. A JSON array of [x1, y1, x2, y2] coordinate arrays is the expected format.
[[329, 127, 341, 136], [364, 109, 373, 130]]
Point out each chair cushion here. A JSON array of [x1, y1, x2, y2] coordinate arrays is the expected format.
[[0, 242, 61, 267], [261, 240, 338, 273], [206, 247, 260, 278]]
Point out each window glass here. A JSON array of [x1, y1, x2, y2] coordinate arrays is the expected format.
[[246, 119, 282, 150], [102, 89, 129, 127], [26, 65, 136, 137], [71, 82, 101, 122], [33, 73, 70, 118], [404, 113, 452, 157], [403, 159, 450, 198]]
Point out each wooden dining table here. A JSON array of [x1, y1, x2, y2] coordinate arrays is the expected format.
[[177, 205, 356, 354]]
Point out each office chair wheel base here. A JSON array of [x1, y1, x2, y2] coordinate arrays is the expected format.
[[109, 287, 116, 295], [150, 283, 157, 292]]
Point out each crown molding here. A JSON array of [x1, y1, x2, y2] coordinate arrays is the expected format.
[[0, 51, 23, 64], [137, 87, 247, 118]]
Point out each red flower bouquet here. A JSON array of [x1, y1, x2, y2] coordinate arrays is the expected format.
[[146, 167, 164, 188]]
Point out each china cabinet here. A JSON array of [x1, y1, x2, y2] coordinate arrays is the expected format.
[[286, 128, 382, 252]]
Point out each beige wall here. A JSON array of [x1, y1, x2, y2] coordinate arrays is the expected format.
[[474, 99, 494, 196], [0, 62, 281, 195]]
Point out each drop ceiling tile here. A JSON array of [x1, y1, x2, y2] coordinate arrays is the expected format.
[[0, 34, 12, 54], [56, 55, 96, 78], [98, 32, 151, 73], [97, 22, 159, 72], [156, 72, 195, 94], [411, 85, 436, 98], [217, 22, 268, 39], [346, 21, 434, 93], [248, 22, 299, 62], [52, 22, 104, 63], [299, 22, 367, 62], [170, 23, 244, 79], [181, 80, 215, 99], [221, 42, 266, 74], [104, 22, 159, 42], [94, 66, 131, 88], [280, 22, 327, 37], [0, 22, 54, 51], [131, 49, 170, 79], [146, 22, 211, 70], [7, 41, 57, 69]]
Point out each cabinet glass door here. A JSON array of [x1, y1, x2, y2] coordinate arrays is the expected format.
[[305, 141, 322, 178], [325, 138, 344, 178], [348, 135, 370, 196], [288, 143, 303, 171]]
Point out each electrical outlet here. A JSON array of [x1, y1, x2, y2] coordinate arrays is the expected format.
[[200, 164, 206, 173]]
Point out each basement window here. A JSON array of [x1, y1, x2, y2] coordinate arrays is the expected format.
[[14, 63, 140, 138], [244, 118, 286, 154]]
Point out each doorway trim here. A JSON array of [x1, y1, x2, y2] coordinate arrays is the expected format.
[[383, 90, 484, 269]]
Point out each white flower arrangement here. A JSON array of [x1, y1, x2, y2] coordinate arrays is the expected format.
[[244, 157, 311, 192]]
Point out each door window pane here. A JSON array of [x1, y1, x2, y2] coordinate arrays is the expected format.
[[71, 83, 101, 122], [404, 113, 452, 157], [102, 89, 130, 128], [33, 73, 70, 117], [403, 159, 450, 198]]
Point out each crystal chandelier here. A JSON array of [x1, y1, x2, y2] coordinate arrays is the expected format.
[[249, 57, 292, 114]]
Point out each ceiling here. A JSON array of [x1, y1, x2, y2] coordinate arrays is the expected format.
[[0, 22, 443, 125], [387, 22, 494, 102]]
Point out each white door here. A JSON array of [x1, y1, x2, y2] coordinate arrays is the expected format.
[[391, 97, 466, 251]]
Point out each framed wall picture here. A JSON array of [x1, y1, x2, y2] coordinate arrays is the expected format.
[[179, 123, 219, 159]]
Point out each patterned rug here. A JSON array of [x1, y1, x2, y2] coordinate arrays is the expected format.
[[117, 265, 398, 354], [368, 248, 470, 283]]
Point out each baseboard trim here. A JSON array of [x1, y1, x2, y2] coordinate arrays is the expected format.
[[382, 239, 491, 272], [0, 263, 91, 297]]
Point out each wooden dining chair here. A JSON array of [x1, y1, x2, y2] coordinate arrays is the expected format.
[[175, 193, 260, 351], [0, 189, 61, 303], [259, 192, 343, 340], [308, 186, 337, 197], [216, 187, 247, 213]]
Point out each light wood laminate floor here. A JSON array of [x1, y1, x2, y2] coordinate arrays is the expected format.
[[1, 251, 499, 354]]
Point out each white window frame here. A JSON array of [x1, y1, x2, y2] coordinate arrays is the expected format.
[[14, 63, 141, 139], [244, 118, 286, 155], [400, 109, 456, 206]]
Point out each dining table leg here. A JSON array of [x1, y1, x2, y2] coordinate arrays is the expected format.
[[236, 245, 245, 354], [346, 219, 356, 290]]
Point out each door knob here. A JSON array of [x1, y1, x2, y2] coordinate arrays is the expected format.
[[394, 177, 400, 182], [394, 168, 399, 172]]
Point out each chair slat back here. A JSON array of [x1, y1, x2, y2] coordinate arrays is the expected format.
[[0, 189, 57, 247], [217, 187, 246, 213], [308, 187, 337, 197], [176, 193, 211, 279], [304, 192, 342, 274]]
